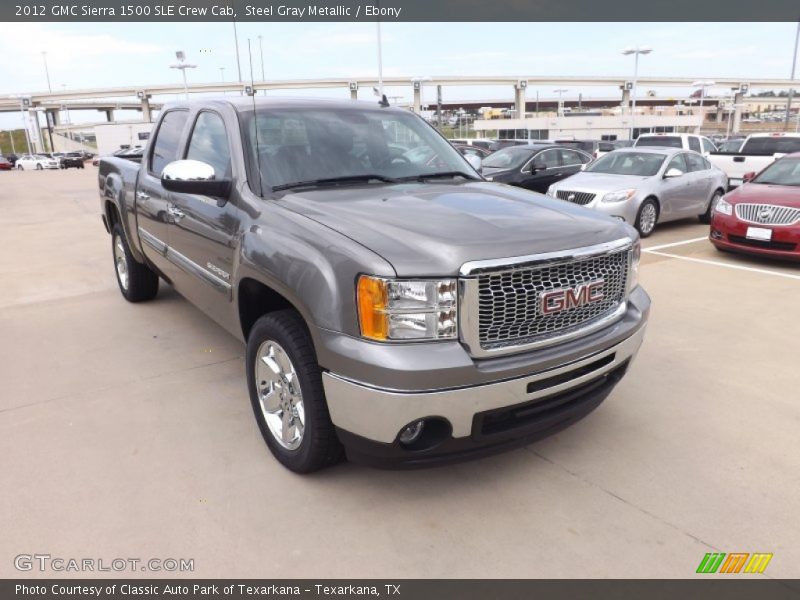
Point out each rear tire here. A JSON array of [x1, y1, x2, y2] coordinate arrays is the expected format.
[[111, 223, 159, 302], [699, 190, 723, 224], [635, 198, 659, 238], [36, 164, 43, 170], [246, 310, 343, 473]]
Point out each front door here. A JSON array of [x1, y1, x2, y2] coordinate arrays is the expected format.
[[166, 110, 240, 320], [520, 148, 563, 193]]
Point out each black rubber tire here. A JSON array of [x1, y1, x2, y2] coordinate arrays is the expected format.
[[36, 164, 43, 170], [16, 165, 22, 170], [246, 310, 343, 473], [699, 189, 723, 224], [111, 223, 159, 302], [635, 198, 659, 238]]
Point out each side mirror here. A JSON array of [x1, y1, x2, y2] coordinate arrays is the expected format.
[[464, 154, 482, 173], [664, 168, 684, 178], [742, 171, 756, 183], [161, 159, 231, 197]]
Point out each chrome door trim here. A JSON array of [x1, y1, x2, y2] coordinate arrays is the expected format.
[[138, 227, 167, 255]]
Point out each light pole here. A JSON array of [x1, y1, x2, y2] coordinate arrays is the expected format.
[[376, 22, 385, 100], [233, 22, 242, 85], [622, 46, 652, 140], [258, 34, 265, 89], [553, 88, 568, 116], [41, 51, 52, 92], [170, 51, 196, 100], [785, 21, 799, 129]]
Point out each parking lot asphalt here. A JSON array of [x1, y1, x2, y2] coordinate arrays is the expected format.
[[1, 168, 798, 579]]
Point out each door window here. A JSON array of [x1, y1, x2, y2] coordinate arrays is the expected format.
[[186, 112, 232, 178], [684, 153, 707, 172], [688, 137, 702, 153], [666, 154, 688, 174], [701, 138, 716, 153], [149, 110, 189, 176], [533, 149, 560, 169]]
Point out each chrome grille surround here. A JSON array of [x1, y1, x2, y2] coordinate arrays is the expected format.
[[556, 190, 596, 205], [734, 203, 800, 227], [458, 239, 632, 358]]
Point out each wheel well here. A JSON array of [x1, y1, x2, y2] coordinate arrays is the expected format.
[[105, 201, 121, 230], [238, 278, 297, 340], [643, 196, 660, 215]]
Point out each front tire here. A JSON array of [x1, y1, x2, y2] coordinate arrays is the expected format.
[[17, 165, 23, 170], [635, 198, 659, 238], [246, 310, 342, 473], [111, 223, 159, 302], [36, 164, 43, 170], [699, 189, 723, 224]]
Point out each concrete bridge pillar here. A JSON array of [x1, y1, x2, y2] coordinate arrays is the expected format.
[[621, 88, 631, 113], [514, 84, 527, 118], [732, 92, 744, 134], [141, 96, 152, 122], [104, 109, 115, 123], [47, 109, 61, 126], [412, 83, 422, 113]]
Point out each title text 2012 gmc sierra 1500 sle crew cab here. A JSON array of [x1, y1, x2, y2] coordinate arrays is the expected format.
[[99, 98, 650, 473]]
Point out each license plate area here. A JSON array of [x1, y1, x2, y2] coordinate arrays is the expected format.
[[746, 226, 772, 241]]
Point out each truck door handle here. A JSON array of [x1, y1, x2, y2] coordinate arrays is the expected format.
[[733, 156, 745, 163], [136, 191, 150, 201], [167, 205, 185, 220]]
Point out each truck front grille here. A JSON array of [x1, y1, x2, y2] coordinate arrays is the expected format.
[[734, 203, 800, 226], [476, 248, 629, 350], [556, 190, 595, 205]]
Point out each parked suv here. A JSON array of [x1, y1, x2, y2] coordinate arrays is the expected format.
[[634, 133, 717, 156], [99, 98, 650, 472]]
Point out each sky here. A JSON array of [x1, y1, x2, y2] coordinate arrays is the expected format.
[[0, 21, 798, 129]]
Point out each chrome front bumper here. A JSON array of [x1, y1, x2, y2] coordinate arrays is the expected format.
[[323, 322, 646, 445]]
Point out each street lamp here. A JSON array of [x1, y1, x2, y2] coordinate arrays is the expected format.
[[170, 51, 197, 100], [622, 46, 652, 140], [785, 22, 799, 129], [553, 88, 568, 116]]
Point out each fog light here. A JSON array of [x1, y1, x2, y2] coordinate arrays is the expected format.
[[398, 420, 425, 445]]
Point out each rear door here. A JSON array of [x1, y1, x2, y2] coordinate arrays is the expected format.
[[558, 149, 592, 178], [166, 110, 241, 314], [135, 109, 190, 277], [683, 152, 714, 215]]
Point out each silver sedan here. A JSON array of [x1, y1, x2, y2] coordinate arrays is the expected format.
[[546, 147, 728, 237]]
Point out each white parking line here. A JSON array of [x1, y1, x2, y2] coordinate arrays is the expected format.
[[645, 250, 800, 281], [643, 236, 709, 252]]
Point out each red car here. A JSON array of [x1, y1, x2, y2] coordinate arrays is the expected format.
[[710, 152, 800, 261], [0, 157, 12, 170]]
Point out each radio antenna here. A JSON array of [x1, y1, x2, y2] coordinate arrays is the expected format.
[[247, 37, 264, 197]]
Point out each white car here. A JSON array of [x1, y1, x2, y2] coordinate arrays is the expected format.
[[15, 154, 60, 170], [633, 133, 718, 156]]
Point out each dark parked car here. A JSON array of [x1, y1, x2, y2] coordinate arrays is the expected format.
[[60, 152, 86, 169], [482, 144, 593, 193], [6, 153, 19, 167]]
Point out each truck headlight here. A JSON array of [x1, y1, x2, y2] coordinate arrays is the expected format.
[[357, 276, 457, 342], [602, 189, 636, 203], [627, 240, 641, 294], [714, 198, 733, 216]]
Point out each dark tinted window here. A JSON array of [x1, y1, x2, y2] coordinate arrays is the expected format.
[[559, 149, 590, 165], [684, 153, 707, 172], [701, 138, 716, 153], [741, 136, 800, 156], [186, 112, 231, 178], [150, 110, 189, 176], [636, 136, 683, 148], [688, 137, 701, 152], [534, 149, 560, 169]]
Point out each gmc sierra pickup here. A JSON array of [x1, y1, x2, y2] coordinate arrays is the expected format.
[[709, 132, 800, 188], [99, 98, 650, 472]]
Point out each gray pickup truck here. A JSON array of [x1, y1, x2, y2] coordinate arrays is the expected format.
[[99, 98, 650, 472]]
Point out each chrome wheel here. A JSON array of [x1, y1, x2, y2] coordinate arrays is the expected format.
[[255, 340, 305, 451], [639, 202, 657, 235], [113, 234, 129, 291]]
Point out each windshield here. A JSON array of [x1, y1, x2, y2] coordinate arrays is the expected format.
[[635, 136, 683, 148], [242, 107, 474, 192], [482, 146, 534, 169], [752, 158, 800, 186], [586, 152, 665, 176]]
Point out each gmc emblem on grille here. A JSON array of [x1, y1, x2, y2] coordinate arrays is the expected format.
[[540, 280, 605, 315]]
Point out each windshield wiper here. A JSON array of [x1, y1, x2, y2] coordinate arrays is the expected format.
[[398, 171, 478, 182], [272, 174, 400, 192]]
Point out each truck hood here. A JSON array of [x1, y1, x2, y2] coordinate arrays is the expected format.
[[727, 182, 800, 208], [552, 172, 652, 194], [278, 181, 631, 276]]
